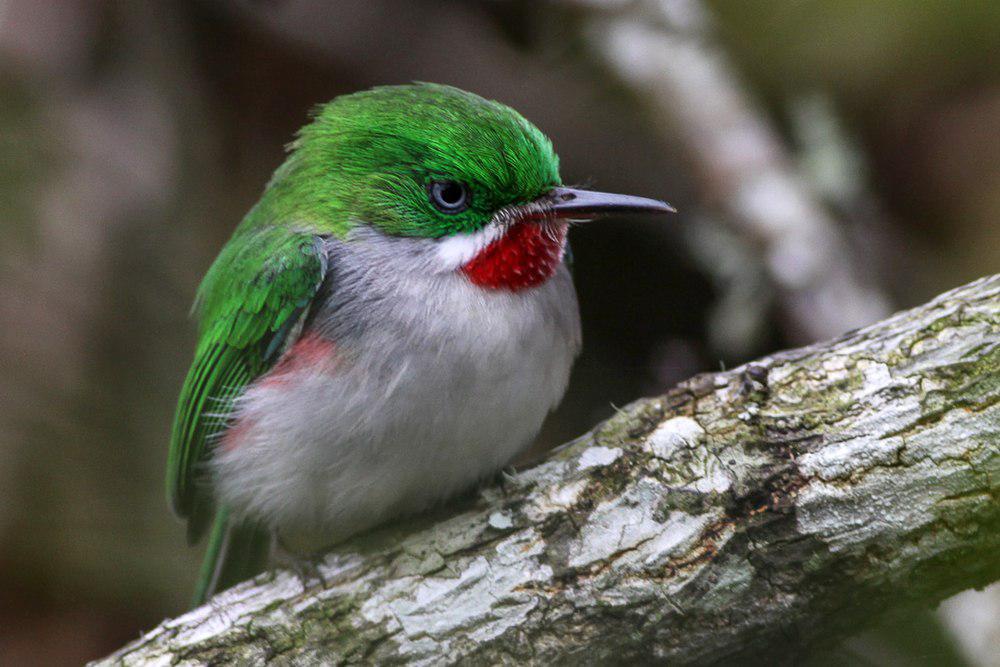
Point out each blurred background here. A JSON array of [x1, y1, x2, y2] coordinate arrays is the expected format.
[[0, 0, 997, 664]]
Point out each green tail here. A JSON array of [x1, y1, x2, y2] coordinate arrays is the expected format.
[[192, 506, 272, 607]]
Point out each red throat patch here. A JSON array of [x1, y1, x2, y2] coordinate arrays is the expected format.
[[461, 222, 567, 291]]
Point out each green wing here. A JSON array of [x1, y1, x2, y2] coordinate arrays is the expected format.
[[167, 229, 327, 543]]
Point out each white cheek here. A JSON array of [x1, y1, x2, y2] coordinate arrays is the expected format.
[[434, 225, 504, 271]]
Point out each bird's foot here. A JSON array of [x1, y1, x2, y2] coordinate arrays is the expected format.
[[273, 536, 328, 592], [494, 466, 518, 498]]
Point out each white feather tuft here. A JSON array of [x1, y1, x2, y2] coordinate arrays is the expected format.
[[433, 224, 504, 270]]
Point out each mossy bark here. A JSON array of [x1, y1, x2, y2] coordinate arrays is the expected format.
[[97, 275, 999, 666]]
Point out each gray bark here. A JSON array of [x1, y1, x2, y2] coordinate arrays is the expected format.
[[98, 275, 1000, 666]]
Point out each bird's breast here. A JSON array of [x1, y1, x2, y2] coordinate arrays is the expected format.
[[213, 259, 581, 539]]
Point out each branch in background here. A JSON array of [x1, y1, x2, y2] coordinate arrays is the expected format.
[[97, 274, 1000, 665], [574, 0, 892, 349]]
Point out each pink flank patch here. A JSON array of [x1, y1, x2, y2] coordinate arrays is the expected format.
[[221, 416, 254, 452], [221, 335, 337, 452], [462, 222, 567, 292], [261, 334, 338, 388]]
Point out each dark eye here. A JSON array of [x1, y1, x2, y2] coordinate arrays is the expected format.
[[429, 180, 471, 213]]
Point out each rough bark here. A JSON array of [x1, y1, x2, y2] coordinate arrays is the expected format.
[[98, 275, 1000, 666]]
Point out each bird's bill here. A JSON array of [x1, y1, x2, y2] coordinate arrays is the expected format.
[[541, 186, 675, 219]]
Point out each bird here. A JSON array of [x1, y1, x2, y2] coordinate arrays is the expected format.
[[167, 83, 673, 606]]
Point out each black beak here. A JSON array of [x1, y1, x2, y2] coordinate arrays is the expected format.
[[543, 186, 675, 218]]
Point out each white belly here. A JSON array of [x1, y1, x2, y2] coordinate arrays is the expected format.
[[213, 261, 580, 542]]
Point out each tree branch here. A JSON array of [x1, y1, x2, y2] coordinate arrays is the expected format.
[[575, 0, 893, 348], [99, 275, 999, 666]]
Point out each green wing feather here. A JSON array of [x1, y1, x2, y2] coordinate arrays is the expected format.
[[167, 229, 328, 543]]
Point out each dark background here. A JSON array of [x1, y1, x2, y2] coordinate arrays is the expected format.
[[1, 1, 997, 664]]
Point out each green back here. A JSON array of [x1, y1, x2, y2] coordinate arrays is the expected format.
[[167, 229, 326, 540]]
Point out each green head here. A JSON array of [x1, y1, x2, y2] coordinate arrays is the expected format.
[[258, 83, 561, 238]]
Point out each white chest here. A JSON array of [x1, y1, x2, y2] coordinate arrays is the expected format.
[[214, 252, 581, 540]]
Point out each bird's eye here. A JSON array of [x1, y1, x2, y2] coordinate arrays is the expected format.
[[428, 180, 471, 213]]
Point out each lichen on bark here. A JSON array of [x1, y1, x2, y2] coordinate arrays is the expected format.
[[97, 275, 999, 666]]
